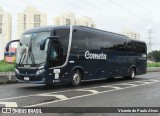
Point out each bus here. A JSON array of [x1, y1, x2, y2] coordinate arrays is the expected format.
[[6, 25, 147, 86]]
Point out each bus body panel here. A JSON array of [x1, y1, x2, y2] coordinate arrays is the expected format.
[[14, 25, 147, 84]]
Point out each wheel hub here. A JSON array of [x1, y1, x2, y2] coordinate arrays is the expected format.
[[131, 70, 135, 78], [73, 73, 80, 84]]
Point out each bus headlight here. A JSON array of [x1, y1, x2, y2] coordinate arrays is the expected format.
[[36, 69, 45, 75], [15, 69, 19, 74], [38, 66, 44, 69]]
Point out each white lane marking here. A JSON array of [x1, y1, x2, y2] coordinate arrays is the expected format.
[[154, 78, 160, 80], [129, 79, 159, 83], [25, 81, 156, 107], [150, 79, 159, 82], [37, 94, 68, 100], [0, 102, 18, 107], [0, 79, 159, 101], [141, 82, 151, 84], [101, 85, 122, 90], [0, 94, 38, 101], [76, 89, 99, 94], [141, 80, 159, 84], [113, 83, 138, 86]]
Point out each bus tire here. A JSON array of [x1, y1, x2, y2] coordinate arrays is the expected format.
[[127, 67, 136, 79], [71, 70, 82, 87]]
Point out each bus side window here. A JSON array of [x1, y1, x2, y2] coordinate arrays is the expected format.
[[50, 40, 63, 60], [58, 47, 64, 60], [50, 46, 58, 60], [71, 30, 89, 52], [127, 42, 133, 52], [116, 43, 126, 51]]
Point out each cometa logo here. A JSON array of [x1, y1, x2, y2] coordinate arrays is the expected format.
[[85, 51, 107, 60]]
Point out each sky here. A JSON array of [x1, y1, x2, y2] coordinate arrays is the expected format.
[[0, 0, 160, 50]]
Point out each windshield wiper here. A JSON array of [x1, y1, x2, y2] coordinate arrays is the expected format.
[[19, 47, 27, 65], [25, 35, 35, 65], [28, 42, 35, 65], [18, 43, 35, 65]]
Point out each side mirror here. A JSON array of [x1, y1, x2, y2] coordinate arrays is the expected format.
[[40, 36, 59, 50], [6, 40, 20, 52], [40, 38, 48, 50]]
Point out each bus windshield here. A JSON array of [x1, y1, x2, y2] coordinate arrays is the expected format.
[[16, 31, 51, 65]]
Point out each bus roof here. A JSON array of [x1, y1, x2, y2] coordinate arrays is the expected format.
[[23, 25, 145, 43], [23, 25, 70, 34]]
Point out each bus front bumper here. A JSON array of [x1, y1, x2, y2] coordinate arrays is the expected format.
[[16, 79, 45, 84], [15, 71, 62, 84]]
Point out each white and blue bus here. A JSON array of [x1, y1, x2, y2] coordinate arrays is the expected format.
[[6, 25, 147, 86]]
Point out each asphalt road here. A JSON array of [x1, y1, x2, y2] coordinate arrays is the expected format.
[[1, 72, 160, 116]]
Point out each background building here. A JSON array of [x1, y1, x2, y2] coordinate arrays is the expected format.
[[54, 12, 76, 26], [122, 30, 140, 40], [17, 7, 47, 38], [0, 7, 12, 44], [0, 35, 4, 60], [53, 13, 96, 28], [77, 16, 96, 28]]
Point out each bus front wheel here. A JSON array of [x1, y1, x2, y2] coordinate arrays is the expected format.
[[126, 67, 136, 79], [71, 70, 82, 87]]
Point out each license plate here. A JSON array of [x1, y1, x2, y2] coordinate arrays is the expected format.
[[24, 77, 29, 81]]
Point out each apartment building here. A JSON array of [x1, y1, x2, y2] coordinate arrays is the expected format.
[[77, 16, 96, 28], [122, 30, 140, 40], [0, 7, 12, 44], [54, 13, 96, 28], [17, 7, 47, 38], [54, 12, 76, 26]]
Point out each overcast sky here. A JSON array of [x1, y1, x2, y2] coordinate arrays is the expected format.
[[0, 0, 160, 50]]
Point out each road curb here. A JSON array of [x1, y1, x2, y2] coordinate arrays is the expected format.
[[0, 72, 17, 84], [147, 67, 160, 72], [0, 67, 160, 84]]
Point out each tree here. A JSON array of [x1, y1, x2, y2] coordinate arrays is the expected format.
[[148, 50, 160, 62]]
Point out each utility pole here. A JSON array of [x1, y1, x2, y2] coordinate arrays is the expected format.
[[146, 29, 153, 61]]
